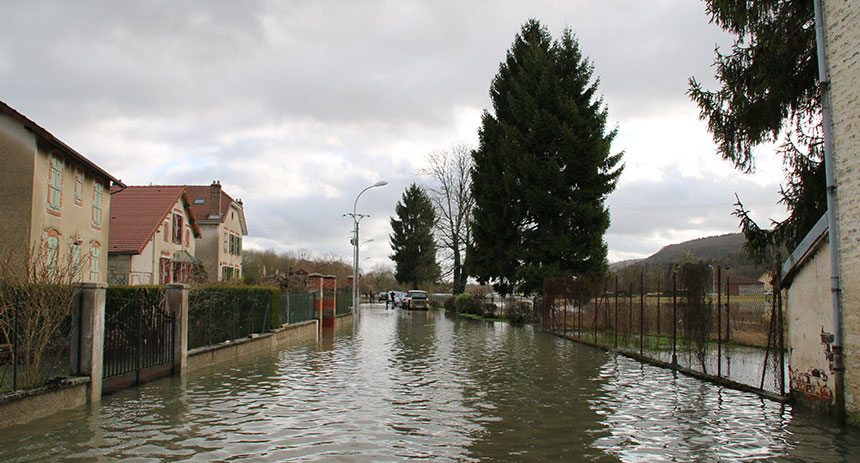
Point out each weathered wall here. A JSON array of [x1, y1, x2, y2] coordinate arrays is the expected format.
[[786, 240, 834, 409], [824, 0, 860, 423], [0, 379, 90, 430], [195, 224, 219, 281], [186, 320, 318, 372], [0, 112, 35, 255]]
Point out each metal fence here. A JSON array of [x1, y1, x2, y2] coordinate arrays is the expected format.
[[336, 288, 352, 316], [543, 264, 786, 397], [284, 292, 316, 325], [103, 286, 173, 391], [188, 287, 273, 349], [0, 286, 80, 394]]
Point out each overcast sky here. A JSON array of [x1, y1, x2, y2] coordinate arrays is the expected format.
[[1, 0, 788, 271]]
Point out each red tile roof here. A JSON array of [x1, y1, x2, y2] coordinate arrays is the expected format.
[[108, 186, 201, 254], [185, 183, 248, 235], [185, 185, 234, 223], [0, 99, 124, 187]]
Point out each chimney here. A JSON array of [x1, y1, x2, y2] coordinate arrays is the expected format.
[[209, 180, 222, 219]]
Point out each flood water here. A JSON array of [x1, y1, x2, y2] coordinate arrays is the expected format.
[[2, 305, 859, 462]]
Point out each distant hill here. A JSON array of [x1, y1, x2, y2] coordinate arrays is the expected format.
[[614, 233, 763, 280], [644, 233, 746, 264]]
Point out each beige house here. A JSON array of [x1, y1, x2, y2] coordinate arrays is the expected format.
[[107, 186, 201, 285], [0, 100, 122, 283], [784, 2, 860, 422], [186, 181, 247, 282]]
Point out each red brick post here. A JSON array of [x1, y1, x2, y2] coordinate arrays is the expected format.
[[307, 273, 324, 323], [323, 275, 337, 328]]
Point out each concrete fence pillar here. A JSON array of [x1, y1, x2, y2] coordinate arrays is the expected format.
[[78, 282, 106, 403], [166, 283, 189, 375]]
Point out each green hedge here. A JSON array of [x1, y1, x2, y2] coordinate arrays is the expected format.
[[188, 285, 278, 349]]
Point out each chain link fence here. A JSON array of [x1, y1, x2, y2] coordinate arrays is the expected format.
[[542, 263, 787, 397]]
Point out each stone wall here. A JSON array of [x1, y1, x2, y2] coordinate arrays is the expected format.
[[824, 0, 860, 423]]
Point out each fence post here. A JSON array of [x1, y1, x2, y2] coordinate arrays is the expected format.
[[78, 282, 106, 402], [166, 283, 189, 375], [639, 271, 644, 356], [717, 266, 722, 378], [672, 272, 677, 365], [614, 274, 618, 349]]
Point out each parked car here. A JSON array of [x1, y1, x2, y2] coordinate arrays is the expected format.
[[388, 291, 407, 307], [402, 290, 428, 310]]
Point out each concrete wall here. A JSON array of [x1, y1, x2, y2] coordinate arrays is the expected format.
[[186, 320, 318, 371], [824, 0, 860, 423], [786, 240, 835, 409], [0, 378, 90, 430], [0, 112, 35, 255]]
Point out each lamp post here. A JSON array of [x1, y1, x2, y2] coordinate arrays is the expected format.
[[346, 181, 388, 315]]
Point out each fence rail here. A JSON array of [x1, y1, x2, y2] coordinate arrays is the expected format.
[[284, 292, 316, 325], [543, 264, 786, 397], [188, 287, 273, 349], [0, 287, 80, 394], [336, 288, 352, 316]]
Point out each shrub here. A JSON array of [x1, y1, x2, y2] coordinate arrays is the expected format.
[[506, 302, 532, 325], [482, 302, 498, 317], [443, 296, 456, 312], [454, 293, 482, 315]]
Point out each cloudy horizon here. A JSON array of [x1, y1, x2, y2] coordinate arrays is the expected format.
[[0, 1, 789, 272]]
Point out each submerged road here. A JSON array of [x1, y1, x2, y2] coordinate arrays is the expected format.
[[1, 304, 859, 462]]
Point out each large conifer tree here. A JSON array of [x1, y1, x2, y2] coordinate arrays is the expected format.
[[689, 0, 824, 262], [389, 184, 440, 288], [468, 19, 623, 295]]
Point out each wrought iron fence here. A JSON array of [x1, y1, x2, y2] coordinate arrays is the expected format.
[[188, 286, 273, 349], [103, 286, 172, 381], [0, 286, 80, 394], [336, 288, 352, 316], [284, 292, 316, 325], [543, 264, 786, 397]]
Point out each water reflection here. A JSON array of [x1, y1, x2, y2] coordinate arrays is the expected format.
[[0, 306, 859, 462]]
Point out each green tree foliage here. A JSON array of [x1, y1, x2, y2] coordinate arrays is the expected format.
[[689, 0, 825, 263], [468, 19, 623, 296], [389, 184, 440, 288]]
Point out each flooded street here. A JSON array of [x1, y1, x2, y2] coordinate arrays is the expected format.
[[2, 305, 859, 462]]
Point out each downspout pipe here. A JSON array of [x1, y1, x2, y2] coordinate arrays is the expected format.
[[813, 0, 845, 424]]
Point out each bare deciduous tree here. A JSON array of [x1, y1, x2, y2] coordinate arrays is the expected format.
[[421, 143, 474, 294]]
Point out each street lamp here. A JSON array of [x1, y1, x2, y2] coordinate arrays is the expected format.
[[346, 181, 388, 315]]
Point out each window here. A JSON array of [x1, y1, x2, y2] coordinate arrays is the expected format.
[[46, 234, 59, 278], [90, 245, 100, 281], [223, 233, 228, 253], [235, 235, 241, 255], [185, 229, 190, 247], [172, 213, 183, 244], [74, 170, 84, 205], [71, 242, 81, 279], [47, 156, 62, 211], [163, 222, 169, 242], [193, 198, 205, 205], [221, 266, 234, 281], [92, 183, 103, 226], [160, 257, 172, 284]]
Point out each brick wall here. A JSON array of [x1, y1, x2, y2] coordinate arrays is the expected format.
[[824, 0, 860, 422]]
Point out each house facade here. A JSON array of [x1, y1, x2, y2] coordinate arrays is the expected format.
[[784, 2, 860, 422], [186, 181, 247, 282], [824, 0, 860, 423], [0, 100, 122, 283], [107, 186, 201, 285]]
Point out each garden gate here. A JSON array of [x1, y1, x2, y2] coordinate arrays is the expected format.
[[102, 288, 174, 394]]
